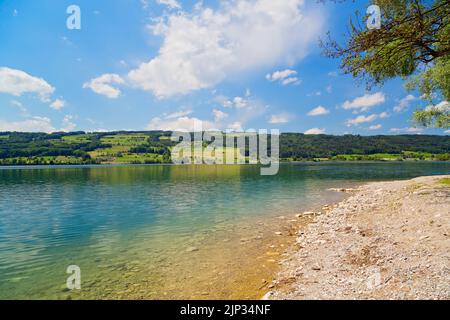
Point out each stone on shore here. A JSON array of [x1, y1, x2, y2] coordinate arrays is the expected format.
[[269, 175, 450, 300]]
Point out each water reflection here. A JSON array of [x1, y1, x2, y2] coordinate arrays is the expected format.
[[0, 162, 448, 299]]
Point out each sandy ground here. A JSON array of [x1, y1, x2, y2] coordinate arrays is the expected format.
[[267, 175, 450, 300]]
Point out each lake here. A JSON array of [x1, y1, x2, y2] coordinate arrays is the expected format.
[[0, 162, 449, 299]]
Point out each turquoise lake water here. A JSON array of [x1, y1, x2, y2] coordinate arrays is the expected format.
[[0, 162, 449, 299]]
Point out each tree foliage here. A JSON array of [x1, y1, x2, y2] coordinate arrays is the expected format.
[[0, 131, 448, 164], [321, 0, 450, 128]]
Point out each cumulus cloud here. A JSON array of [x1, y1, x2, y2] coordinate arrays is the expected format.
[[307, 105, 329, 116], [61, 115, 77, 132], [83, 74, 125, 99], [346, 111, 390, 126], [0, 115, 78, 133], [148, 97, 265, 132], [214, 95, 233, 108], [266, 69, 300, 86], [163, 110, 193, 119], [215, 94, 249, 109], [369, 124, 382, 130], [213, 109, 228, 122], [281, 77, 300, 86], [269, 113, 291, 124], [346, 114, 378, 126], [379, 111, 390, 119], [128, 0, 323, 98], [0, 67, 55, 102], [233, 96, 248, 109], [147, 115, 215, 132], [342, 92, 385, 112], [227, 121, 243, 132], [394, 94, 415, 113], [390, 127, 424, 134], [50, 99, 65, 110], [425, 100, 449, 112], [0, 116, 55, 133], [304, 128, 325, 135], [156, 0, 181, 9]]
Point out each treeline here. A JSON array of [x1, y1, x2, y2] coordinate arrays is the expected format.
[[280, 133, 450, 159], [0, 132, 108, 160], [0, 131, 448, 163]]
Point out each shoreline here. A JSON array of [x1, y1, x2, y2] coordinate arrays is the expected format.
[[266, 175, 450, 300], [0, 160, 449, 170]]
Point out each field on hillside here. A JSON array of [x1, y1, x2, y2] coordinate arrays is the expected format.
[[0, 131, 448, 165]]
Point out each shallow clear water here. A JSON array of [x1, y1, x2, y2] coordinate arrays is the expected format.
[[0, 162, 449, 299]]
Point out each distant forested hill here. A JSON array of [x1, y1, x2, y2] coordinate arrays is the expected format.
[[280, 133, 450, 159], [0, 131, 448, 165]]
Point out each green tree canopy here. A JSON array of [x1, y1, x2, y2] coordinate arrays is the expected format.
[[321, 0, 450, 128]]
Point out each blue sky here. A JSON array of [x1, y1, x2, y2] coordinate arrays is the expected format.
[[0, 0, 448, 135]]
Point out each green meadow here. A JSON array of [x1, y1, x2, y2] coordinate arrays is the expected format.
[[0, 131, 448, 165]]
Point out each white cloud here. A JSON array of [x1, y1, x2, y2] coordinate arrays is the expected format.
[[215, 95, 249, 109], [346, 111, 389, 126], [326, 85, 332, 94], [213, 109, 228, 122], [0, 116, 55, 133], [266, 69, 296, 82], [127, 0, 323, 98], [233, 96, 248, 109], [147, 116, 215, 132], [394, 94, 415, 113], [281, 77, 300, 86], [0, 67, 55, 102], [342, 92, 385, 112], [269, 113, 291, 124], [61, 115, 76, 132], [163, 110, 193, 119], [369, 124, 382, 130], [390, 127, 424, 134], [214, 95, 233, 108], [83, 74, 125, 99], [0, 115, 78, 133], [346, 114, 378, 126], [445, 130, 450, 134], [227, 121, 243, 132], [156, 0, 181, 9], [304, 128, 325, 135], [379, 111, 389, 119], [425, 100, 449, 112], [328, 71, 337, 77], [50, 99, 65, 110], [266, 69, 300, 86], [307, 105, 329, 116]]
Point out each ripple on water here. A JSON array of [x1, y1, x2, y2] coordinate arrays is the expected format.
[[0, 163, 448, 299]]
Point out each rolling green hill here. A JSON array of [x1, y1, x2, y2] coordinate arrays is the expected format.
[[0, 131, 448, 165]]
